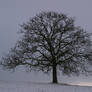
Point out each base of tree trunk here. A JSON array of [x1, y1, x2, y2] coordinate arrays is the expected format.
[[52, 81, 58, 84]]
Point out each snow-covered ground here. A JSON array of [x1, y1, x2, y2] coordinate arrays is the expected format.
[[0, 81, 92, 92]]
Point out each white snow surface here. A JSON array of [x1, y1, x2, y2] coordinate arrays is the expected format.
[[0, 81, 92, 92]]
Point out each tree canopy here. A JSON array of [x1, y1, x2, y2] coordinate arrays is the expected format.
[[1, 11, 92, 83]]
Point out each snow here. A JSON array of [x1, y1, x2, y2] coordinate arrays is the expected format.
[[0, 81, 92, 92]]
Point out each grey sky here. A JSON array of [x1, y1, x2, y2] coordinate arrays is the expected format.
[[0, 0, 92, 85]]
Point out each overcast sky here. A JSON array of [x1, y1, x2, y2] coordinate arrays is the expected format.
[[0, 0, 92, 85]]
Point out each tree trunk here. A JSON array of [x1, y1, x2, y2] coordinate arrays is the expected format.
[[52, 65, 58, 83]]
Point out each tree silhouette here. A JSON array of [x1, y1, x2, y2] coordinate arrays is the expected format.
[[1, 11, 92, 83]]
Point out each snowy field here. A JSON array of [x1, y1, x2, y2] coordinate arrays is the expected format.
[[0, 81, 92, 92]]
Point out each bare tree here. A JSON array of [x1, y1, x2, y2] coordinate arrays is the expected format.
[[1, 11, 92, 83]]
